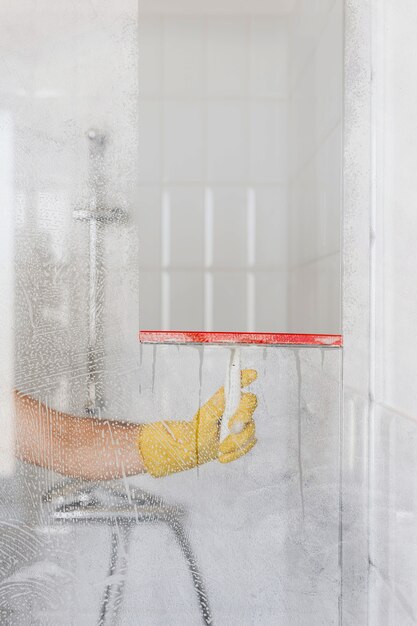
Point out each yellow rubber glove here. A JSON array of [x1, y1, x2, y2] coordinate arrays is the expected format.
[[138, 369, 257, 478]]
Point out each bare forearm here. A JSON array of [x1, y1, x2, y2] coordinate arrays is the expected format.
[[14, 391, 145, 480]]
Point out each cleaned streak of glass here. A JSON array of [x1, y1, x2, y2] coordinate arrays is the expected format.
[[294, 349, 305, 522], [194, 345, 204, 476], [151, 344, 156, 392]]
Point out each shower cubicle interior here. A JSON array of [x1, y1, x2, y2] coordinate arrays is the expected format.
[[0, 0, 345, 624], [138, 0, 342, 335]]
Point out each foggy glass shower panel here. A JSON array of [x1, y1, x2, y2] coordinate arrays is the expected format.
[[0, 1, 139, 624], [0, 2, 344, 625], [130, 341, 342, 625], [0, 340, 341, 625]]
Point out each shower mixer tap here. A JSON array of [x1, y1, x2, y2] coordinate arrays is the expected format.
[[73, 128, 128, 416]]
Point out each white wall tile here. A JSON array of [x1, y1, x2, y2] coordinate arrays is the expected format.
[[289, 60, 316, 177], [316, 253, 340, 334], [207, 101, 247, 182], [138, 12, 300, 333], [288, 0, 342, 334], [139, 270, 162, 329], [289, 0, 343, 177], [289, 263, 318, 333], [290, 124, 341, 269], [368, 406, 417, 625], [168, 186, 205, 267], [136, 186, 162, 268], [289, 254, 340, 334], [212, 271, 246, 331], [163, 100, 204, 182], [170, 271, 204, 330], [32, 49, 76, 100], [206, 17, 248, 97], [254, 186, 288, 269], [163, 17, 204, 97], [212, 187, 247, 268], [316, 123, 341, 258], [139, 16, 162, 96], [249, 100, 287, 183], [139, 100, 161, 183], [347, 2, 417, 620], [288, 0, 336, 90], [255, 271, 287, 331], [314, 0, 343, 142], [66, 31, 116, 101], [382, 190, 417, 418], [249, 17, 288, 99], [289, 160, 318, 268], [375, 0, 417, 420]]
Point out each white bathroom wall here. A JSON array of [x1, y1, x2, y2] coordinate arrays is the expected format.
[[288, 0, 342, 333], [368, 1, 417, 622], [138, 12, 289, 332], [343, 1, 417, 623]]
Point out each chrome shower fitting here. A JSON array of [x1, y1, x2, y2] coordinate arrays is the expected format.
[[43, 481, 213, 626], [73, 128, 128, 417]]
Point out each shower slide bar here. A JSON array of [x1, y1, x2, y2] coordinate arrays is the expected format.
[[62, 131, 212, 626], [73, 128, 127, 417]]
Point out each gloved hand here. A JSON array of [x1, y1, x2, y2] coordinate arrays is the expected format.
[[138, 369, 257, 478]]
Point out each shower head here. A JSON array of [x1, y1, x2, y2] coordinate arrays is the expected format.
[[87, 127, 106, 146]]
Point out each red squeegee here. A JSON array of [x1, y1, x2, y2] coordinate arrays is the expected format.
[[139, 330, 342, 347]]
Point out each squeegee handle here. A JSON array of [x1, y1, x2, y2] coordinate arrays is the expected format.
[[220, 349, 241, 443]]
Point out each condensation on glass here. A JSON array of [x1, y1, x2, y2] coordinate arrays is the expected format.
[[1, 330, 342, 625], [133, 339, 342, 626], [0, 0, 139, 624], [0, 3, 344, 626]]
